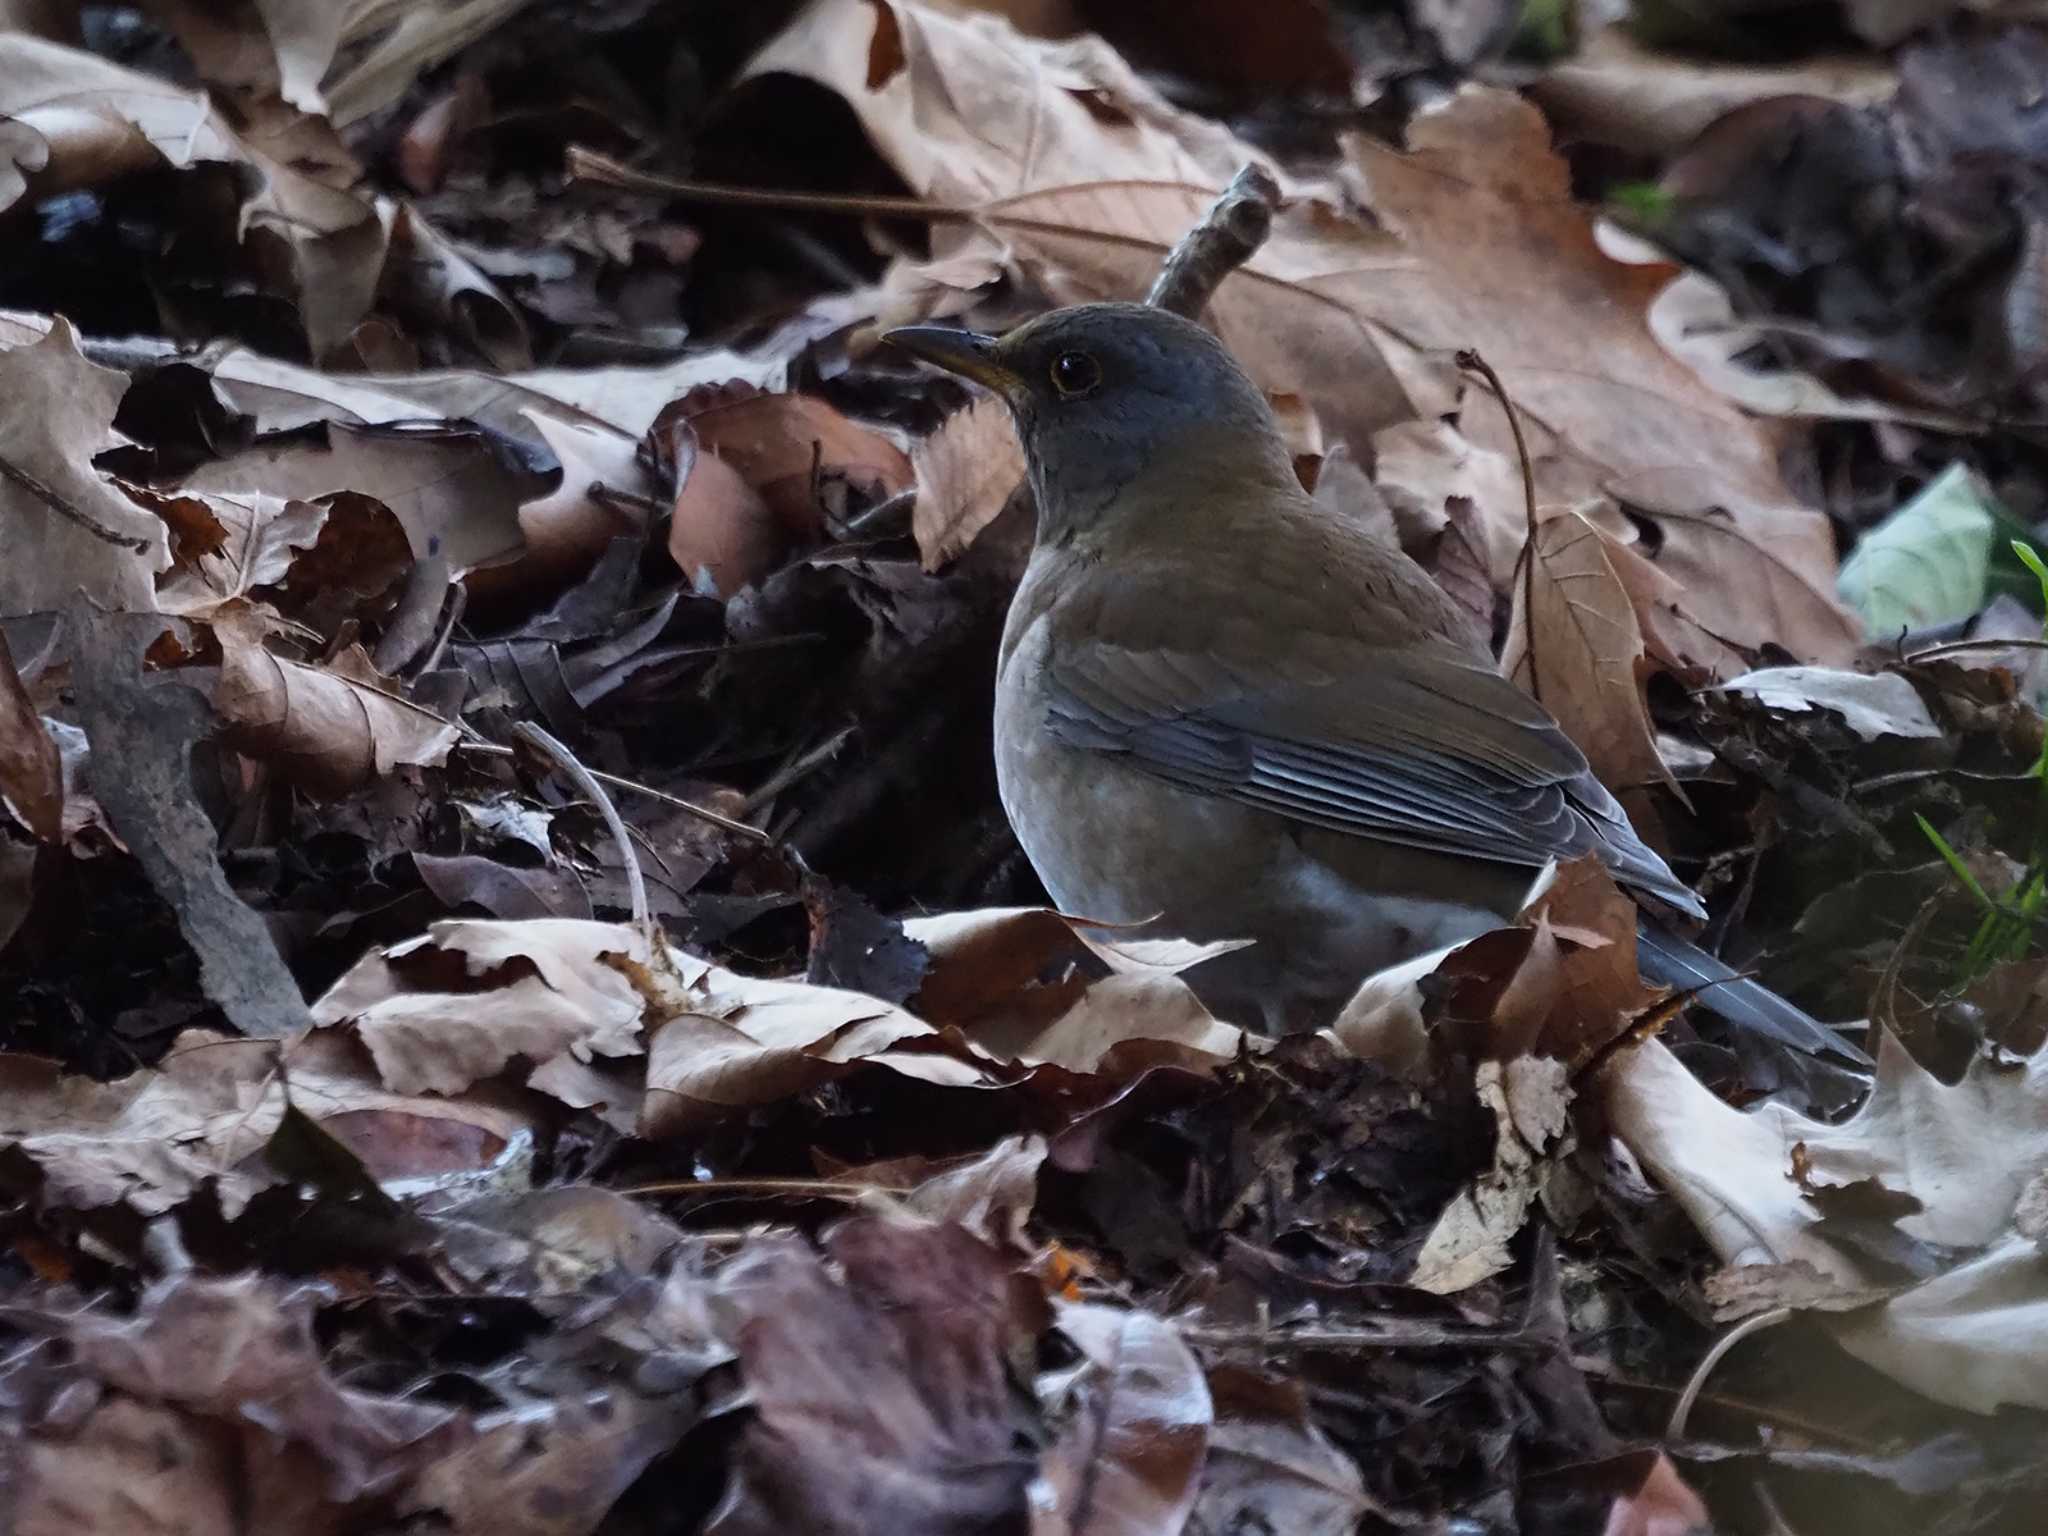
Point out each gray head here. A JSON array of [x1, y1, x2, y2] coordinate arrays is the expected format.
[[886, 303, 1296, 545]]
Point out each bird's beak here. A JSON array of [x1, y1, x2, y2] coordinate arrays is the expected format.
[[882, 326, 1020, 398]]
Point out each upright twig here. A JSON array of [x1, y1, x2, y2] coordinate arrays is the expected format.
[[1456, 349, 1539, 698], [512, 720, 655, 954], [1146, 164, 1282, 318]]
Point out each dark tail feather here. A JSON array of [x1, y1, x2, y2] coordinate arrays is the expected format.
[[1635, 921, 1872, 1066]]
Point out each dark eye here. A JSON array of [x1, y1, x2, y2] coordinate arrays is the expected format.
[[1049, 350, 1101, 397]]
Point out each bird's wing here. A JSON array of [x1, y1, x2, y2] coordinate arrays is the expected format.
[[1044, 634, 1707, 919]]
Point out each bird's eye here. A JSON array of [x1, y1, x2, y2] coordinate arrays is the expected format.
[[1048, 350, 1101, 398]]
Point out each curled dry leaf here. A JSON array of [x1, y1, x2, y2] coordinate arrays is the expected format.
[[1717, 666, 1943, 743], [1035, 1302, 1212, 1536], [179, 418, 544, 578], [1503, 508, 1683, 812], [661, 388, 913, 595], [903, 905, 1250, 1072], [0, 627, 61, 840], [385, 201, 533, 371], [133, 488, 329, 618], [0, 1027, 536, 1218], [911, 397, 1028, 571], [214, 632, 460, 796], [706, 1219, 1046, 1536], [1408, 1055, 1571, 1295], [0, 319, 170, 615], [1605, 1031, 2048, 1412], [639, 951, 991, 1139], [1190, 1367, 1374, 1536], [30, 1273, 465, 1500], [0, 34, 385, 354], [503, 410, 656, 590], [312, 917, 650, 1100], [749, 0, 1253, 205]]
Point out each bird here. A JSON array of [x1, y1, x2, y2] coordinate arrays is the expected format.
[[885, 302, 1868, 1064]]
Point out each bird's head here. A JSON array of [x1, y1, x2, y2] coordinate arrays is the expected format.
[[885, 302, 1296, 545]]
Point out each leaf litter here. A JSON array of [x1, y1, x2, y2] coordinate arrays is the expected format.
[[6, 3, 2048, 1533]]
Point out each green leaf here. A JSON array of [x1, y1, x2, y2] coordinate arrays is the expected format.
[[1839, 463, 2003, 639]]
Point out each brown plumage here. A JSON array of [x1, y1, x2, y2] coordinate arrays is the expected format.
[[888, 303, 1865, 1059]]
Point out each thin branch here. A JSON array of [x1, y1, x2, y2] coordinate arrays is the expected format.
[[511, 720, 652, 950], [1668, 1306, 1793, 1440], [568, 146, 976, 221], [1457, 348, 1540, 695], [1145, 163, 1281, 317]]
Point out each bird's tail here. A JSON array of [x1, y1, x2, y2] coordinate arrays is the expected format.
[[1634, 920, 1871, 1066]]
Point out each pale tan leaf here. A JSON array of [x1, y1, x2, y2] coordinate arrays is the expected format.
[[1410, 1056, 1571, 1294], [312, 918, 650, 1099], [911, 398, 1026, 570], [0, 35, 384, 353], [0, 319, 170, 614], [214, 635, 460, 795], [1036, 1303, 1211, 1536], [0, 1026, 535, 1217], [1191, 1368, 1374, 1536], [1605, 1031, 2048, 1411]]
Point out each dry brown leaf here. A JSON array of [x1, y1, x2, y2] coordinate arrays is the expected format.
[[0, 1026, 535, 1217], [129, 488, 329, 618], [507, 411, 655, 588], [46, 1274, 465, 1498], [214, 632, 460, 796], [959, 970, 1244, 1074], [0, 35, 384, 354], [10, 1395, 244, 1536], [640, 954, 992, 1138], [385, 201, 533, 370], [1646, 270, 1969, 430], [0, 627, 61, 840], [1409, 1055, 1571, 1294], [664, 426, 779, 597], [1533, 24, 1893, 160], [1190, 1367, 1374, 1536], [707, 1220, 1045, 1536], [904, 906, 1095, 1024], [911, 398, 1028, 571], [0, 319, 170, 614], [311, 918, 650, 1099], [903, 906, 1249, 1070], [663, 390, 912, 595], [749, 0, 1254, 205], [1503, 509, 1681, 805], [1605, 1030, 2048, 1412], [178, 419, 540, 577], [1035, 1302, 1211, 1536]]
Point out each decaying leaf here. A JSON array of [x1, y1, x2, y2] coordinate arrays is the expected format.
[[0, 1026, 534, 1218], [1503, 508, 1683, 808], [1035, 1302, 1212, 1535], [0, 320, 170, 615], [312, 918, 650, 1099], [214, 631, 460, 796], [1605, 1030, 2048, 1412], [911, 398, 1027, 570]]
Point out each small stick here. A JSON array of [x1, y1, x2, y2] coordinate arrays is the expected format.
[[1456, 348, 1540, 698], [1146, 164, 1282, 318], [512, 720, 654, 952]]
